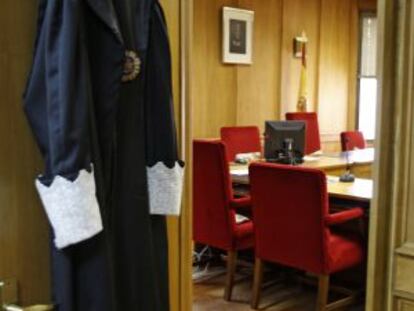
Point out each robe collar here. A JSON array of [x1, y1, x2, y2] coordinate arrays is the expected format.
[[86, 0, 124, 45]]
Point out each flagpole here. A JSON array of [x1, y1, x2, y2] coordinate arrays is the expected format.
[[297, 32, 308, 112]]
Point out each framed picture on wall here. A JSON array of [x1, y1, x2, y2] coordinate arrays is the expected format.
[[222, 7, 254, 64]]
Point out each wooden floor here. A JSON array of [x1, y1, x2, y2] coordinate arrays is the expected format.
[[193, 268, 365, 311]]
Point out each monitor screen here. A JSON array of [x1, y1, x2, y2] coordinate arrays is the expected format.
[[264, 121, 306, 160]]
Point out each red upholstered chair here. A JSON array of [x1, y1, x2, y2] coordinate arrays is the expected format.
[[193, 140, 254, 300], [286, 112, 321, 155], [341, 131, 366, 151], [249, 163, 364, 311], [220, 126, 261, 161]]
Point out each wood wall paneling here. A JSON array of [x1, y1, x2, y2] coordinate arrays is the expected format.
[[193, 0, 283, 138], [192, 0, 374, 146], [359, 0, 378, 11], [193, 0, 239, 138], [348, 0, 360, 131], [280, 0, 321, 116], [317, 0, 352, 137], [397, 299, 414, 311], [236, 0, 282, 129], [395, 255, 414, 296], [0, 0, 50, 306]]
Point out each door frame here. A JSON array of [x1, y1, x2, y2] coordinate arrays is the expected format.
[[366, 0, 414, 310], [176, 1, 194, 311], [364, 0, 395, 308], [179, 0, 402, 310]]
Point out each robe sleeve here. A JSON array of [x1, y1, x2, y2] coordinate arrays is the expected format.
[[23, 0, 102, 249], [144, 2, 184, 216]]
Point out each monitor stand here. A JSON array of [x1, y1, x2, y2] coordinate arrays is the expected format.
[[266, 153, 304, 165], [339, 170, 355, 182]]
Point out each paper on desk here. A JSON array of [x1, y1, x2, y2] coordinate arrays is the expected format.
[[303, 155, 319, 162], [326, 176, 339, 184], [235, 214, 250, 224], [311, 150, 323, 156], [231, 168, 249, 176]]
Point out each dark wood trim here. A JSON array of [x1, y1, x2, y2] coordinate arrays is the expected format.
[[224, 250, 238, 301], [358, 0, 377, 11], [316, 274, 330, 311], [251, 257, 264, 309]]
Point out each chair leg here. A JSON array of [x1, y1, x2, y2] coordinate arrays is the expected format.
[[224, 250, 238, 301], [316, 274, 330, 311], [251, 257, 264, 310]]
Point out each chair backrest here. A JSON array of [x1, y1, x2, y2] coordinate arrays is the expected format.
[[193, 140, 236, 250], [286, 112, 321, 155], [340, 131, 366, 151], [249, 163, 330, 274], [220, 126, 261, 161]]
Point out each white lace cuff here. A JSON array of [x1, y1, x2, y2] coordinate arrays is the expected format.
[[147, 162, 184, 216], [35, 168, 103, 249]]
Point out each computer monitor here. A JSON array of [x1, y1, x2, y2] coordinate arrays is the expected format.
[[264, 121, 306, 163]]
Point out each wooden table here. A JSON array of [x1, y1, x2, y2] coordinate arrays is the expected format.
[[230, 167, 373, 204], [316, 148, 374, 178], [231, 148, 374, 180], [326, 176, 372, 203]]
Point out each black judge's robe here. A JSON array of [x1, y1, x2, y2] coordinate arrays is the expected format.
[[23, 0, 184, 310]]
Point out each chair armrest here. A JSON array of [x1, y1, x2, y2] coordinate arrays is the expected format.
[[325, 207, 364, 226], [230, 195, 252, 209]]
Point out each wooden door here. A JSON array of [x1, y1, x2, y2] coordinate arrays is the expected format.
[[366, 0, 414, 310]]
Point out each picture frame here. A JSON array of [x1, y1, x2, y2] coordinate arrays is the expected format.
[[222, 7, 254, 64]]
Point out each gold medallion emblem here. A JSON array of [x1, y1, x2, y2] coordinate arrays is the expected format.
[[122, 50, 141, 82]]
